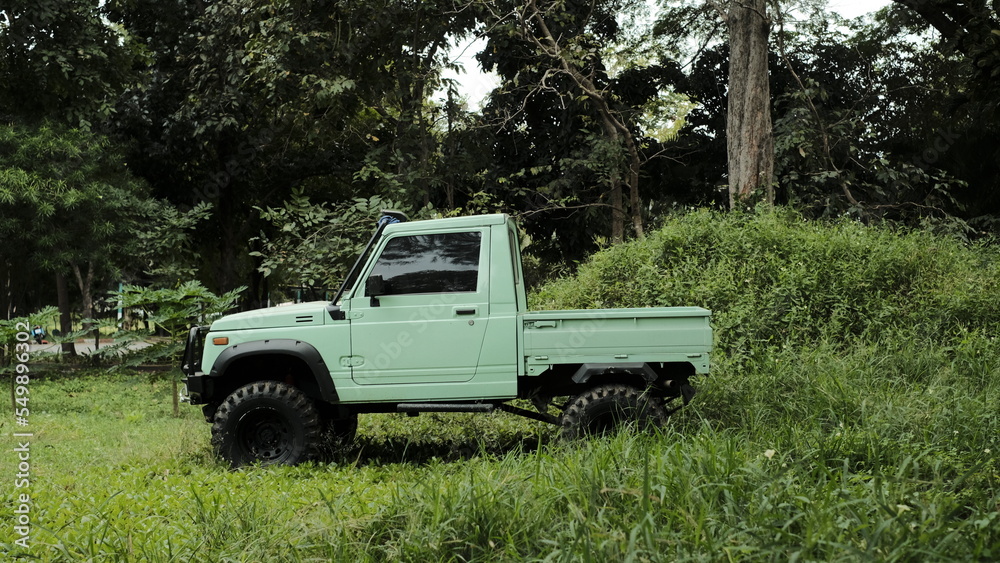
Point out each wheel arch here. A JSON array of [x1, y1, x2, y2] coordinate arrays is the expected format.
[[571, 361, 694, 387], [207, 339, 337, 405], [521, 361, 697, 402]]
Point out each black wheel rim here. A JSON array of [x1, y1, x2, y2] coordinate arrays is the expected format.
[[236, 407, 293, 462], [587, 405, 632, 435]]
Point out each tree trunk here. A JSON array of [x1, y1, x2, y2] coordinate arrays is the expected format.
[[626, 137, 644, 239], [71, 263, 95, 327], [55, 272, 76, 356], [609, 166, 625, 243], [522, 0, 644, 241], [3, 262, 11, 320], [71, 262, 99, 351], [724, 0, 774, 209]]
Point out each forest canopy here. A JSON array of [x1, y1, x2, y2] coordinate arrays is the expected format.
[[1, 0, 998, 318]]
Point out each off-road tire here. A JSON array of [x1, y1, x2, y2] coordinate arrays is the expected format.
[[211, 381, 322, 468], [560, 384, 668, 440]]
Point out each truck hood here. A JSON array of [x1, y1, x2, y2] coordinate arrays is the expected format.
[[210, 301, 328, 331]]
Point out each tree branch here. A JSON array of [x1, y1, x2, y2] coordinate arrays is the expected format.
[[706, 0, 729, 23], [776, 15, 859, 207]]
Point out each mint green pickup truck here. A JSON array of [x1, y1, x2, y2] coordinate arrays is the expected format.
[[183, 212, 711, 467]]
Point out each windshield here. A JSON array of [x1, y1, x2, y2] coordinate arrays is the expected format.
[[330, 210, 410, 305], [334, 244, 375, 303]]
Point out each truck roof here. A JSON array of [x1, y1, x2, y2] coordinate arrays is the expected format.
[[382, 213, 510, 234]]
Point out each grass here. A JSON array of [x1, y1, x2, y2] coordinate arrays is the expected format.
[[2, 345, 997, 561], [3, 209, 1000, 560]]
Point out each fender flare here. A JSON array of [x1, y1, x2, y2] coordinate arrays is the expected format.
[[209, 339, 338, 403]]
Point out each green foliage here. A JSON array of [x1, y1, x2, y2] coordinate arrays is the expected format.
[[107, 282, 244, 365], [771, 9, 980, 223], [0, 0, 142, 126], [0, 119, 153, 321], [655, 3, 1000, 232], [0, 121, 149, 268], [251, 191, 412, 297], [133, 201, 214, 286], [533, 209, 1000, 360], [116, 282, 244, 337]]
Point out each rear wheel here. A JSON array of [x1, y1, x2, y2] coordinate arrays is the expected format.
[[211, 381, 322, 468], [560, 384, 667, 440]]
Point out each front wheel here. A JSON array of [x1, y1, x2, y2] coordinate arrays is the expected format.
[[559, 384, 668, 440], [211, 381, 323, 468]]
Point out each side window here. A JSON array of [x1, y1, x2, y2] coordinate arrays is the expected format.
[[369, 231, 482, 295]]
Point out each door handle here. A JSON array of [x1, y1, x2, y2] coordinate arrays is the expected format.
[[455, 307, 477, 316]]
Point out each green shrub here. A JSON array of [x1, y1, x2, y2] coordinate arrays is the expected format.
[[533, 208, 1000, 358]]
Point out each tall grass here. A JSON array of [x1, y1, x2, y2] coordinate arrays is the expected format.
[[533, 208, 1000, 358], [4, 370, 995, 561], [3, 209, 999, 561]]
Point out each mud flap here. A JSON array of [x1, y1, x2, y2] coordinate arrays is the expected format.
[[680, 383, 696, 405]]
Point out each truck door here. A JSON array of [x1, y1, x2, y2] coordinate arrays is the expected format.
[[349, 228, 490, 385]]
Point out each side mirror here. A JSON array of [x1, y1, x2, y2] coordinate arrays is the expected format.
[[365, 275, 387, 297]]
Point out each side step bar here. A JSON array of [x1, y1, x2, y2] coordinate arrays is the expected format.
[[395, 402, 560, 425], [397, 403, 496, 413]]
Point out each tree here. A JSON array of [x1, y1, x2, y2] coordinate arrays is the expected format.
[[759, 4, 1000, 232], [706, 0, 776, 208], [133, 200, 215, 288], [474, 0, 685, 261], [0, 0, 139, 126], [891, 0, 1000, 91], [109, 0, 481, 306], [0, 121, 150, 348], [522, 0, 645, 241]]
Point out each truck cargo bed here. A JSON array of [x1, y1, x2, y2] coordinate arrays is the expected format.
[[521, 307, 712, 376]]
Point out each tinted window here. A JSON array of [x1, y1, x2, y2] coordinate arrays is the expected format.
[[369, 232, 481, 294]]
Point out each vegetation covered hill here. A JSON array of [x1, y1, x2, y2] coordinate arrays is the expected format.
[[3, 211, 999, 560], [535, 209, 1000, 353]]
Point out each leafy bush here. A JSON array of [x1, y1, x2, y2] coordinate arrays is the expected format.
[[533, 208, 1000, 359], [105, 281, 244, 367], [0, 306, 56, 369]]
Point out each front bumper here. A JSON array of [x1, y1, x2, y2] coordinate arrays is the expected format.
[[184, 372, 215, 405], [181, 326, 210, 403]]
